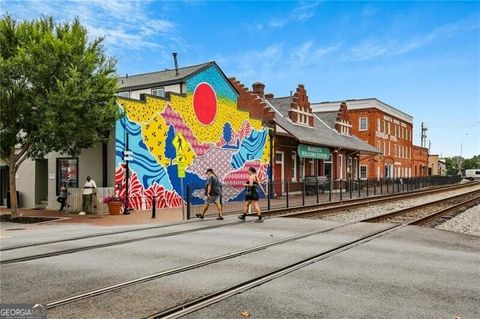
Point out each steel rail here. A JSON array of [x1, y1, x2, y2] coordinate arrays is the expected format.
[[1, 182, 476, 252], [2, 183, 478, 264], [361, 189, 480, 223], [409, 196, 480, 226], [41, 190, 479, 312]]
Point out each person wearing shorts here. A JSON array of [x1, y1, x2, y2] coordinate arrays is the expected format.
[[238, 167, 263, 223], [196, 168, 224, 220]]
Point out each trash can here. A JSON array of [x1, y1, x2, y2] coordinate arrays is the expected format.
[[6, 191, 20, 208]]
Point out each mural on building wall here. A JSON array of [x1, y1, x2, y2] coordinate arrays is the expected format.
[[115, 66, 270, 209]]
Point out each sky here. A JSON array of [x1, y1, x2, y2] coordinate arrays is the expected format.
[[2, 0, 479, 158]]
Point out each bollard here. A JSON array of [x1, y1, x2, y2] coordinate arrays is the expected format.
[[151, 195, 156, 219], [186, 185, 191, 220]]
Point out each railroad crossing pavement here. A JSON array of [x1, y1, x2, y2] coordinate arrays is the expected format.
[[1, 216, 479, 319]]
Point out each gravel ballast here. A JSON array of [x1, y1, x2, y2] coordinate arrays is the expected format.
[[436, 204, 480, 237], [319, 185, 480, 223]]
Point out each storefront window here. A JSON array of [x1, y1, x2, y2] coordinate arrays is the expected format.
[[56, 158, 78, 195]]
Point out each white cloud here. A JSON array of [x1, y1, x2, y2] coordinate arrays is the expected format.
[[1, 0, 180, 55], [348, 15, 480, 61], [218, 40, 337, 83]]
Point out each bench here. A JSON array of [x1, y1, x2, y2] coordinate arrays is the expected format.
[[302, 176, 329, 195]]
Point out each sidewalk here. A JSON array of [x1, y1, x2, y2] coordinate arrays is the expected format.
[[0, 207, 184, 227]]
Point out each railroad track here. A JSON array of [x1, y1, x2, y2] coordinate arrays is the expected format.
[[41, 189, 480, 315], [2, 181, 476, 252], [362, 189, 480, 224], [1, 182, 478, 264]]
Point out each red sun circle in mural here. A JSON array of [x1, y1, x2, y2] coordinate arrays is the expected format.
[[193, 82, 217, 125]]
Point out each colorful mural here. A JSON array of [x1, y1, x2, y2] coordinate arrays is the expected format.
[[115, 65, 270, 209]]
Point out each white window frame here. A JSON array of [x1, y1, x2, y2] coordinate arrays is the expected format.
[[151, 87, 165, 97], [377, 118, 380, 131], [359, 117, 368, 131], [387, 122, 391, 135], [360, 165, 367, 179]]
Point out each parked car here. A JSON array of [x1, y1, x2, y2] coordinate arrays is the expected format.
[[465, 169, 480, 181]]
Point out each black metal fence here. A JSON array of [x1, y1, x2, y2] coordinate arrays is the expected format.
[[186, 175, 463, 218]]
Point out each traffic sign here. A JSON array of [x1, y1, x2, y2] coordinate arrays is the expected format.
[[177, 162, 186, 178]]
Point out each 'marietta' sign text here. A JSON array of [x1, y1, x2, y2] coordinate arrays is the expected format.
[[297, 144, 330, 160]]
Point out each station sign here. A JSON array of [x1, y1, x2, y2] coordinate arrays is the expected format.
[[297, 144, 330, 160]]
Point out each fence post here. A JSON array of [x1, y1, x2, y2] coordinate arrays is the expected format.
[[328, 178, 332, 202], [366, 178, 369, 197], [151, 195, 156, 219], [186, 185, 191, 220], [302, 182, 305, 206], [373, 179, 376, 196], [340, 179, 343, 201], [316, 178, 320, 204], [267, 181, 271, 211], [286, 181, 289, 208], [380, 178, 383, 195], [358, 178, 361, 198], [349, 178, 352, 199]]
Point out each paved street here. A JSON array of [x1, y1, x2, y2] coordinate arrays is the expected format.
[[1, 216, 478, 318]]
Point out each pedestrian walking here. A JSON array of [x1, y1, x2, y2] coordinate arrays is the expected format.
[[80, 176, 97, 214], [196, 168, 224, 220], [238, 167, 263, 222], [57, 182, 68, 211]]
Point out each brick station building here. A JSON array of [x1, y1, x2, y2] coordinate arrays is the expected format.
[[229, 79, 379, 194], [312, 98, 416, 179], [412, 145, 429, 176]]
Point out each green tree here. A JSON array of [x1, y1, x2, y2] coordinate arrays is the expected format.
[[0, 15, 119, 218]]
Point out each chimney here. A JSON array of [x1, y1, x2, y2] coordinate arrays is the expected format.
[[252, 82, 265, 98], [264, 93, 274, 99], [172, 52, 179, 76]]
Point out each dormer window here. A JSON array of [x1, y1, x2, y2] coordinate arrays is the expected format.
[[151, 87, 165, 97], [359, 117, 368, 131]]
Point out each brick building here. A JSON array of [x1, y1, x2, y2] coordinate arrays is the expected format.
[[413, 146, 429, 176], [312, 98, 415, 179], [229, 80, 379, 193]]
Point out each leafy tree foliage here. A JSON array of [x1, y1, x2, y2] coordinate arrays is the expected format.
[[0, 15, 119, 217]]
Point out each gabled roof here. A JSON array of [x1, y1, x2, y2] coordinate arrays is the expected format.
[[119, 61, 214, 91], [315, 111, 338, 128], [266, 97, 380, 154]]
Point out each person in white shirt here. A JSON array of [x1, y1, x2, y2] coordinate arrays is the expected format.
[[81, 176, 97, 214]]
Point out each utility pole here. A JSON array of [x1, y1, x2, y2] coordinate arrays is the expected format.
[[420, 122, 428, 148]]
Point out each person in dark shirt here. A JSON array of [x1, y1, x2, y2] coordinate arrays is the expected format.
[[196, 168, 224, 220]]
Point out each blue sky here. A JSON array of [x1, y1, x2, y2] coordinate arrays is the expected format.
[[3, 0, 479, 158]]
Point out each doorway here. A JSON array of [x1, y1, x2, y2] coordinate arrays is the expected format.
[[35, 159, 48, 206], [274, 151, 284, 195]]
